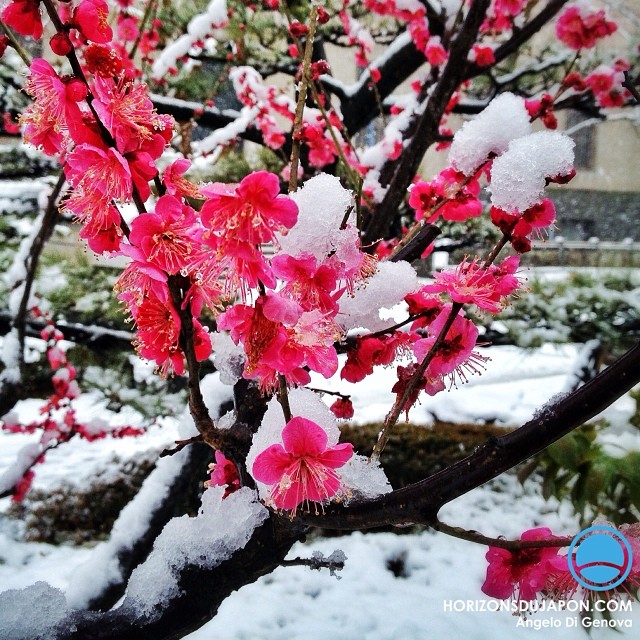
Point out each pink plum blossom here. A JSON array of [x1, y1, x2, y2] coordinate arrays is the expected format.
[[252, 417, 353, 510], [129, 194, 200, 275], [413, 305, 488, 384], [200, 171, 298, 246], [207, 451, 241, 499], [482, 528, 565, 603]]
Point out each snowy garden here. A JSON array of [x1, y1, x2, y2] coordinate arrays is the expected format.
[[1, 1, 640, 639]]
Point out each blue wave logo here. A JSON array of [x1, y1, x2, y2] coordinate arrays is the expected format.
[[568, 525, 633, 591]]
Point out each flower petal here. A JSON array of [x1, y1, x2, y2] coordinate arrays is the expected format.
[[316, 442, 354, 469], [252, 444, 292, 484], [282, 417, 328, 457]]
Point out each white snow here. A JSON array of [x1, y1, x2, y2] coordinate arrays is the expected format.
[[489, 130, 575, 213], [0, 340, 638, 638], [212, 330, 247, 386], [277, 174, 355, 260], [449, 92, 532, 176], [0, 442, 40, 495], [65, 445, 193, 609], [0, 329, 21, 385], [337, 261, 419, 331], [192, 105, 260, 156], [246, 388, 341, 477], [125, 485, 267, 619], [151, 0, 228, 79], [339, 454, 392, 500], [0, 582, 70, 640]]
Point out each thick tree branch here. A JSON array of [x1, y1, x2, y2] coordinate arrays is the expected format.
[[50, 516, 303, 640], [362, 0, 491, 246], [300, 340, 640, 529]]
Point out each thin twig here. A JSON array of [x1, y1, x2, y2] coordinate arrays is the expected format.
[[0, 20, 31, 66], [434, 520, 572, 550], [371, 302, 463, 460], [159, 434, 204, 458], [287, 5, 318, 193], [13, 173, 66, 378], [129, 0, 156, 60]]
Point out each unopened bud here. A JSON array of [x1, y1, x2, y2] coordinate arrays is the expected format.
[[50, 32, 73, 56], [64, 77, 88, 102]]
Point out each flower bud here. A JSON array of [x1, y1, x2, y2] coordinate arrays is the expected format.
[[50, 32, 73, 56], [289, 21, 309, 38], [64, 77, 88, 102]]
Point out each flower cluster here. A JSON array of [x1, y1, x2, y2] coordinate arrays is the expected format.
[[4, 0, 626, 528], [482, 524, 640, 607], [0, 314, 143, 501], [556, 5, 617, 50]]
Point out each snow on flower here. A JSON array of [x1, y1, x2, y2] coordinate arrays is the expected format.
[[489, 131, 574, 213], [448, 92, 531, 176], [337, 260, 419, 332], [252, 416, 353, 511], [277, 173, 355, 260]]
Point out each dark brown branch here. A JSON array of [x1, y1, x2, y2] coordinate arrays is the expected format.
[[300, 340, 640, 530], [150, 94, 269, 147], [84, 442, 215, 611], [388, 223, 441, 264], [362, 0, 491, 247], [50, 516, 304, 640], [0, 313, 133, 350], [466, 0, 570, 79], [12, 173, 65, 377], [622, 70, 640, 105], [321, 8, 445, 135], [159, 434, 204, 458], [434, 520, 572, 550]]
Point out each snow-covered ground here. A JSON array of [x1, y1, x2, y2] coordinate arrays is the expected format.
[[1, 343, 638, 639]]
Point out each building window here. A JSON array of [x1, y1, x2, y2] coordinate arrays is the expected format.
[[567, 110, 595, 170]]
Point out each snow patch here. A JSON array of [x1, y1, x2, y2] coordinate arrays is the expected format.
[[0, 582, 70, 640], [489, 131, 575, 212], [125, 486, 267, 620], [449, 93, 531, 176]]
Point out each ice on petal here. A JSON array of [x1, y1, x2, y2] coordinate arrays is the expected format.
[[489, 131, 575, 213], [449, 93, 531, 176], [337, 261, 418, 332]]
